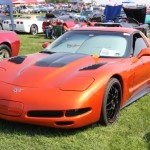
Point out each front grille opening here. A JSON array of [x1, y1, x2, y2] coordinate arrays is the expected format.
[[27, 111, 64, 118], [65, 107, 91, 117], [55, 121, 74, 126]]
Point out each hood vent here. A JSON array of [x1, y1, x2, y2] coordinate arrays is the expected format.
[[80, 62, 107, 71], [8, 56, 27, 64]]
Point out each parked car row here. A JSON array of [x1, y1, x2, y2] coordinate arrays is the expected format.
[[0, 5, 150, 37], [43, 6, 150, 37]]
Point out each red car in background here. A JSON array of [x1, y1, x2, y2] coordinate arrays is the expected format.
[[0, 30, 20, 60], [42, 15, 76, 33]]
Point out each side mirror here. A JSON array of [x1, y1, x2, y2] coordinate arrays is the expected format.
[[137, 48, 150, 59], [132, 48, 150, 63], [42, 42, 50, 48]]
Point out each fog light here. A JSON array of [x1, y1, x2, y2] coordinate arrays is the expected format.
[[65, 108, 91, 117]]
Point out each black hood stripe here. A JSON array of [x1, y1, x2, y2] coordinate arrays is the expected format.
[[35, 53, 87, 67]]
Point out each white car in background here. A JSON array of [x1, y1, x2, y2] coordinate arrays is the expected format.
[[2, 15, 46, 35], [0, 14, 10, 30], [20, 7, 34, 14]]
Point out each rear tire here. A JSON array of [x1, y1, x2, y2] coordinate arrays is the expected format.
[[100, 78, 122, 126], [30, 24, 38, 35], [0, 44, 11, 60]]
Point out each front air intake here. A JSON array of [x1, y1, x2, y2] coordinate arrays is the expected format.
[[27, 110, 64, 118], [55, 121, 74, 126]]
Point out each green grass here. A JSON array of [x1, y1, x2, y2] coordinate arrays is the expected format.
[[0, 33, 150, 150], [19, 33, 49, 55]]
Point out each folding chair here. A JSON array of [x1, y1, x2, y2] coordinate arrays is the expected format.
[[53, 25, 65, 38]]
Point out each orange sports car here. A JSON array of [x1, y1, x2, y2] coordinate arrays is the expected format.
[[0, 27, 150, 129]]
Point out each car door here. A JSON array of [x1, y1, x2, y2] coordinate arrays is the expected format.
[[131, 33, 150, 93]]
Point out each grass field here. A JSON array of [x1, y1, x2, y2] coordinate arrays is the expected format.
[[0, 33, 150, 150]]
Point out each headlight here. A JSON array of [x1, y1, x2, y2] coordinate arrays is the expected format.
[[60, 76, 94, 91], [0, 100, 23, 117]]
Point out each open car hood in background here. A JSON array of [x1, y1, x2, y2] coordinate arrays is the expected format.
[[123, 7, 146, 24]]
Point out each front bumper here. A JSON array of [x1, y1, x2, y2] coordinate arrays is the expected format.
[[0, 82, 102, 128]]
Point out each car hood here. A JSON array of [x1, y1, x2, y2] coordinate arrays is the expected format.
[[0, 52, 123, 88], [123, 6, 146, 24]]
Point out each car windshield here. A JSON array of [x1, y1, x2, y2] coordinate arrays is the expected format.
[[43, 30, 128, 58]]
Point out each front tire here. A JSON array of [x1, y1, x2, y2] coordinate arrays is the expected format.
[[100, 78, 122, 126], [0, 44, 11, 60], [30, 24, 38, 35]]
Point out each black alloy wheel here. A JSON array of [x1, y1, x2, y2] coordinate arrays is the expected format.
[[100, 78, 122, 126], [30, 24, 38, 35]]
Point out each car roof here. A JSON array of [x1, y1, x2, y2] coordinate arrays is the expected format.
[[74, 27, 137, 34]]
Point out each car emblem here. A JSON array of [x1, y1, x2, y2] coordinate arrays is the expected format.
[[13, 88, 24, 93]]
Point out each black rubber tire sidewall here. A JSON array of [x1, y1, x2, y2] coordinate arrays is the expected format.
[[100, 78, 122, 126], [30, 24, 38, 35], [0, 44, 11, 59]]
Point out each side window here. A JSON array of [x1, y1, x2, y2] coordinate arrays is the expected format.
[[133, 33, 147, 56]]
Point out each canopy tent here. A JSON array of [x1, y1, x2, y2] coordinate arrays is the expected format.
[[0, 0, 14, 30], [12, 0, 45, 4], [12, 0, 27, 4]]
